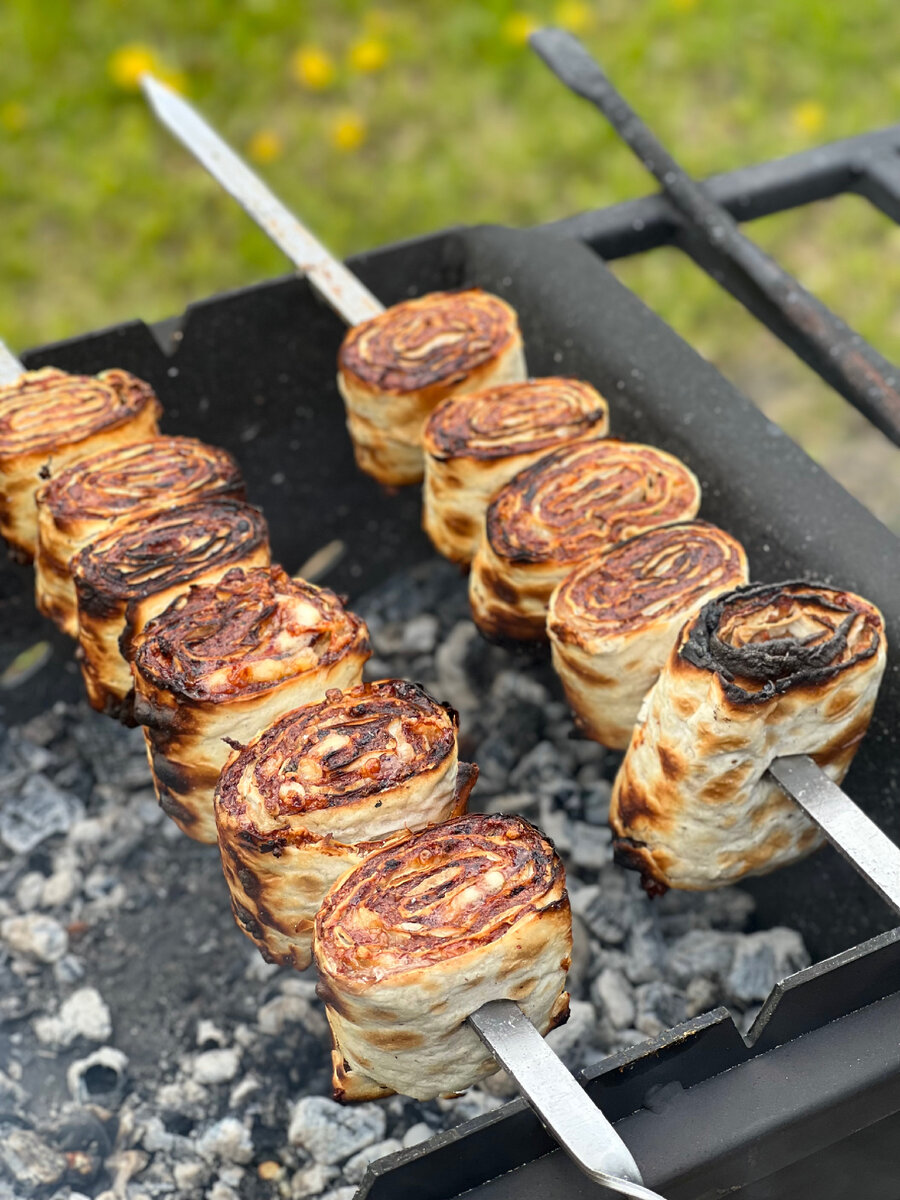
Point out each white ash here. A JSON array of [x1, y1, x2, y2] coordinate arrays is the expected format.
[[0, 559, 813, 1199]]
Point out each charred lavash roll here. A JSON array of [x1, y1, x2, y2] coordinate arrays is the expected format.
[[337, 289, 526, 487], [470, 438, 702, 641], [548, 521, 749, 749], [611, 581, 887, 893], [131, 567, 371, 844], [0, 368, 161, 561], [35, 437, 245, 637], [313, 812, 572, 1103], [216, 679, 475, 970], [422, 377, 610, 564], [72, 499, 270, 722]]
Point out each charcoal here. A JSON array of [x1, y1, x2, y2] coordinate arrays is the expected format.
[[0, 1126, 67, 1188], [635, 981, 688, 1035], [0, 557, 815, 1194], [726, 928, 809, 1005], [288, 1096, 387, 1165], [592, 968, 636, 1030], [0, 773, 82, 855]]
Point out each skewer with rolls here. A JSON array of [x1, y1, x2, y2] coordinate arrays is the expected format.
[[140, 74, 671, 1199], [0, 349, 162, 562], [524, 30, 900, 915], [141, 75, 527, 489]]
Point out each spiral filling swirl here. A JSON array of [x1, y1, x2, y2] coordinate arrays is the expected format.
[[487, 438, 701, 566], [316, 813, 566, 984], [40, 437, 243, 520], [73, 499, 269, 611], [681, 581, 883, 704], [134, 567, 369, 704], [339, 289, 520, 393], [551, 522, 748, 647], [0, 368, 160, 457], [218, 680, 457, 839], [424, 378, 608, 460]]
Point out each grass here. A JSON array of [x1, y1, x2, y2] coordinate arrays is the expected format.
[[1, 0, 898, 526]]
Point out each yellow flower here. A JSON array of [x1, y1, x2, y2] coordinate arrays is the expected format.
[[291, 45, 336, 91], [501, 12, 540, 46], [108, 43, 161, 91], [247, 128, 284, 165], [792, 100, 826, 137], [0, 101, 28, 133], [553, 1, 593, 32], [331, 110, 366, 152], [348, 37, 389, 74]]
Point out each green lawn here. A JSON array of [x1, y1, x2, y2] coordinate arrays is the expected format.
[[2, 0, 898, 526]]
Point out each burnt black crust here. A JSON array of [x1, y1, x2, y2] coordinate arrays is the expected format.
[[680, 580, 881, 705]]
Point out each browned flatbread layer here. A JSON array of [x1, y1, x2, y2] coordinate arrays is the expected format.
[[131, 566, 370, 843], [72, 499, 270, 723], [314, 812, 571, 1102], [0, 368, 161, 560], [216, 680, 467, 970], [337, 289, 526, 486], [610, 581, 887, 892], [469, 437, 701, 641], [35, 437, 244, 636], [548, 521, 749, 748], [422, 377, 609, 564]]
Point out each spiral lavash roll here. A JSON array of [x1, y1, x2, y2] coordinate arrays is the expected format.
[[470, 438, 701, 641], [611, 581, 887, 892], [314, 812, 571, 1102], [216, 680, 476, 970], [422, 377, 609, 564], [337, 289, 526, 487], [72, 499, 270, 721], [0, 368, 161, 561], [131, 566, 371, 843], [548, 521, 749, 749], [35, 437, 245, 636]]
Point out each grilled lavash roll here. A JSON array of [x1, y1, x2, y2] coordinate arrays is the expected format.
[[611, 581, 887, 892], [216, 680, 474, 969], [131, 567, 371, 844], [35, 437, 245, 637], [314, 812, 571, 1102], [337, 289, 526, 487], [470, 438, 702, 641], [548, 521, 749, 749], [0, 368, 161, 561], [72, 499, 270, 721], [422, 377, 610, 564]]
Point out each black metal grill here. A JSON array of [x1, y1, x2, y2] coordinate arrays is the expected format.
[[546, 121, 900, 446], [3, 130, 899, 1199]]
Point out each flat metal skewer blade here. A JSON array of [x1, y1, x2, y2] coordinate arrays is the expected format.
[[770, 755, 900, 914], [469, 1000, 666, 1199], [140, 74, 384, 328], [0, 338, 24, 386]]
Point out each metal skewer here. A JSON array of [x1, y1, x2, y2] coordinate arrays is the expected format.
[[0, 338, 25, 386], [140, 75, 384, 328], [532, 27, 900, 917], [770, 756, 900, 913], [529, 27, 900, 448], [469, 1001, 666, 1200], [141, 72, 666, 1198]]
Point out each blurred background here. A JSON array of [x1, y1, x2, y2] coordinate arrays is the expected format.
[[1, 0, 897, 528]]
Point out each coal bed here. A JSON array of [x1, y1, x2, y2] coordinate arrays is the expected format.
[[0, 557, 810, 1200], [2, 224, 899, 1199]]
